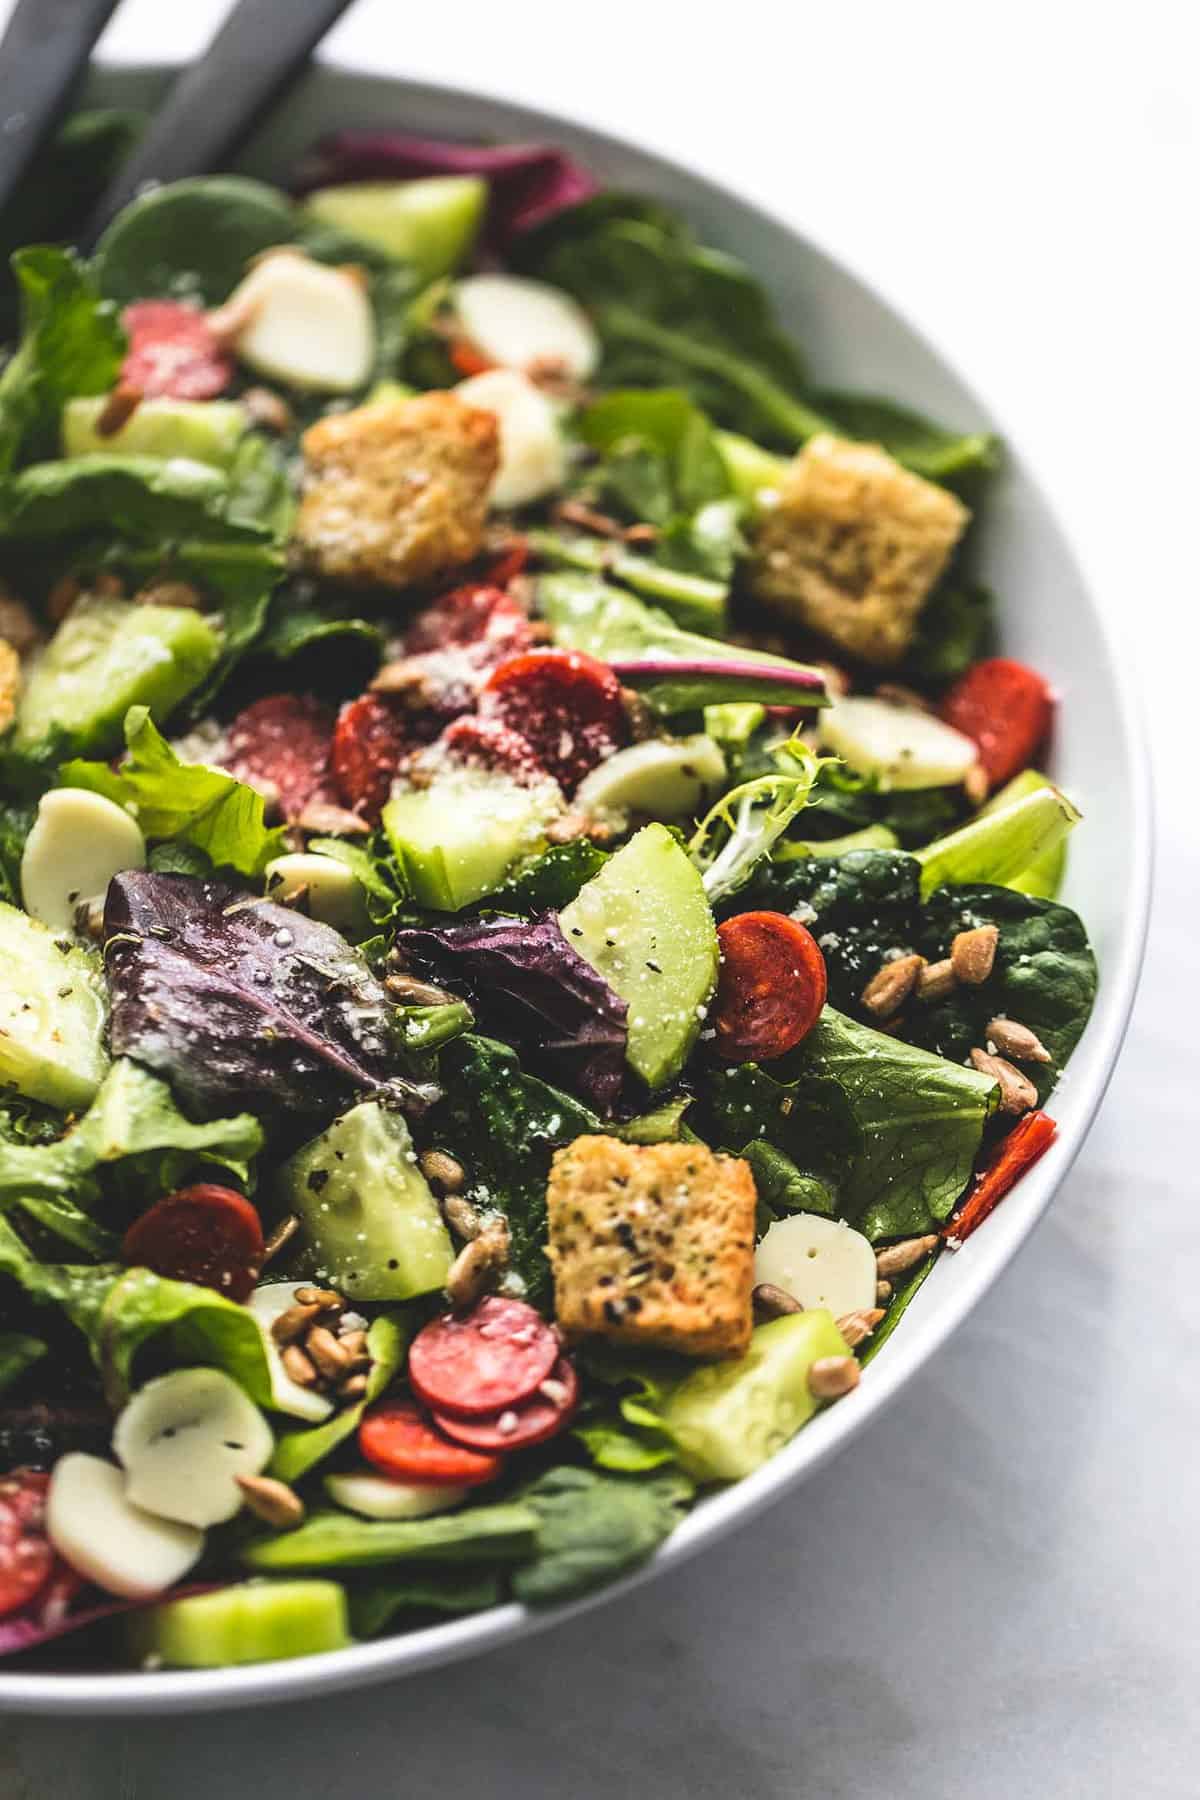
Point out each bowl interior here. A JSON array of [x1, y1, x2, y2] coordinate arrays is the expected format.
[[0, 62, 1150, 1714]]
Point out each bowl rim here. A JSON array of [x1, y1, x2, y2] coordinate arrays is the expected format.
[[0, 61, 1153, 1716]]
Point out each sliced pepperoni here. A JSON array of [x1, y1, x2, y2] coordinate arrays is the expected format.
[[121, 300, 234, 401], [713, 912, 828, 1062], [407, 1296, 559, 1419], [439, 715, 549, 787], [480, 649, 627, 793], [358, 1400, 502, 1487], [224, 693, 338, 822], [121, 1184, 264, 1303], [330, 692, 417, 822], [403, 582, 532, 664], [431, 1356, 578, 1451], [0, 1470, 55, 1619], [939, 657, 1054, 790]]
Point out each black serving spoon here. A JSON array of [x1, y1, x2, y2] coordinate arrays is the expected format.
[[0, 0, 122, 217], [85, 0, 356, 240]]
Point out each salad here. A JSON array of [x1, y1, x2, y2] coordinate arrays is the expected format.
[[0, 111, 1096, 1675]]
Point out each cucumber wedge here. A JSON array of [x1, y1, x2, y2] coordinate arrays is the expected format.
[[382, 765, 560, 912], [558, 823, 718, 1089], [124, 1580, 351, 1668], [301, 177, 486, 279], [0, 902, 109, 1108], [62, 397, 247, 468]]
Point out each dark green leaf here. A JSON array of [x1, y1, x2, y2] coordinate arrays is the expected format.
[[0, 454, 272, 545], [241, 1502, 539, 1572], [905, 581, 995, 685], [485, 840, 609, 913], [349, 1568, 503, 1637], [93, 176, 300, 306], [512, 1465, 692, 1605], [0, 1330, 45, 1395]]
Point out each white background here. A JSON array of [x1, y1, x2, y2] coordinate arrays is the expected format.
[[3, 1, 1199, 1794]]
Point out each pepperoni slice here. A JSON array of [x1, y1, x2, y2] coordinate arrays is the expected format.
[[939, 657, 1054, 790], [407, 1296, 559, 1419], [330, 692, 416, 822], [121, 300, 234, 400], [224, 693, 338, 822], [122, 1184, 264, 1303], [713, 912, 828, 1062], [403, 582, 532, 665], [480, 649, 627, 793], [431, 1356, 578, 1452], [439, 715, 549, 787], [358, 1401, 502, 1487], [0, 1470, 55, 1619]]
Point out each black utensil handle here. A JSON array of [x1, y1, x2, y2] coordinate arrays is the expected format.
[[0, 0, 121, 215], [87, 0, 355, 239]]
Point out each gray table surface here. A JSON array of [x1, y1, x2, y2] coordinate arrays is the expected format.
[[3, 3, 1198, 1795]]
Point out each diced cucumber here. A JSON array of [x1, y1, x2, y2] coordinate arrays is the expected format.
[[818, 695, 977, 790], [661, 1310, 851, 1481], [278, 1101, 453, 1302], [301, 177, 486, 279], [0, 902, 108, 1108], [14, 596, 220, 757], [558, 823, 718, 1090], [980, 768, 1067, 898], [124, 1579, 351, 1668], [382, 765, 560, 912], [573, 735, 726, 828], [62, 397, 248, 468]]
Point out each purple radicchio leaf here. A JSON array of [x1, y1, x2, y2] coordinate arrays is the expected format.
[[0, 1582, 221, 1661], [394, 914, 627, 1111], [104, 872, 438, 1134], [293, 131, 599, 253]]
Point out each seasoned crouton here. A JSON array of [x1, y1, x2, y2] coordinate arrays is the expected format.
[[750, 434, 969, 665], [295, 392, 499, 589], [0, 639, 20, 734], [546, 1136, 756, 1359]]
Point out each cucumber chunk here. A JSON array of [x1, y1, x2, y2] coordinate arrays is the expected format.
[[558, 823, 718, 1089], [661, 1310, 851, 1481], [301, 177, 486, 279], [573, 735, 726, 829], [817, 695, 976, 791], [14, 595, 220, 757], [125, 1579, 351, 1668], [62, 397, 248, 468], [0, 901, 108, 1107], [382, 765, 560, 912], [278, 1101, 453, 1302]]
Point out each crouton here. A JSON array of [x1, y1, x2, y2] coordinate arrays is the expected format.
[[546, 1136, 756, 1359], [295, 392, 499, 589], [0, 639, 20, 734], [750, 434, 969, 665]]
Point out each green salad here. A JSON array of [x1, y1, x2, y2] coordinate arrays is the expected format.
[[0, 114, 1095, 1673]]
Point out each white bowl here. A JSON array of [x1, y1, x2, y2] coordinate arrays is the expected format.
[[0, 62, 1151, 1716]]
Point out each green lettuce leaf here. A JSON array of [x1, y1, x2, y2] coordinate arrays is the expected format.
[[0, 1330, 45, 1395], [511, 1465, 693, 1605], [0, 453, 273, 544], [61, 706, 287, 877], [241, 1503, 540, 1572], [0, 247, 123, 474]]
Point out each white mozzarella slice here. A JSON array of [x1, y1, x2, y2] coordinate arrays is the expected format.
[[754, 1213, 877, 1318], [264, 851, 368, 935], [324, 1471, 468, 1520], [20, 787, 146, 931], [454, 368, 567, 508], [818, 696, 978, 790], [113, 1367, 274, 1528], [246, 1283, 335, 1423], [46, 1453, 203, 1599], [451, 273, 598, 379], [224, 249, 374, 392]]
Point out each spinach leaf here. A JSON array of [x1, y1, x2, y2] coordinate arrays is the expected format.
[[905, 581, 994, 685], [63, 707, 286, 878], [241, 1502, 539, 1572], [573, 1343, 686, 1473], [860, 1254, 937, 1368], [395, 916, 628, 1111], [527, 527, 729, 634], [739, 1140, 836, 1222], [271, 1312, 405, 1484], [0, 794, 36, 906], [812, 391, 998, 487], [0, 1331, 45, 1395], [0, 455, 272, 545], [512, 1465, 693, 1605], [0, 1059, 262, 1214], [257, 595, 383, 668], [580, 389, 731, 517], [910, 886, 1098, 1100], [0, 248, 123, 473], [103, 871, 437, 1133], [425, 1035, 598, 1305], [700, 1061, 859, 1212], [349, 1568, 504, 1637], [93, 176, 300, 306], [0, 1215, 273, 1408], [485, 840, 608, 913], [792, 1009, 997, 1239]]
